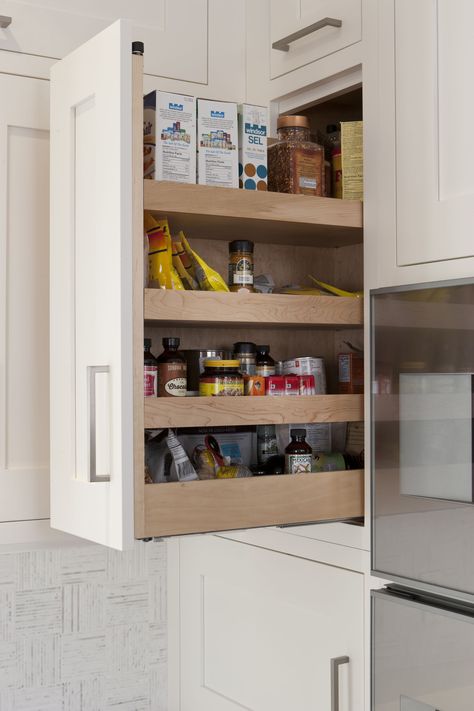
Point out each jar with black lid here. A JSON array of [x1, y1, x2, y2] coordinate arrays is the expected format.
[[233, 341, 257, 375], [228, 240, 254, 292], [199, 360, 244, 397]]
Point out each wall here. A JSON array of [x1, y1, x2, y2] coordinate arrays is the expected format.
[[0, 541, 167, 710]]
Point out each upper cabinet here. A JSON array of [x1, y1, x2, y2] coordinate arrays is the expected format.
[[270, 0, 362, 80], [0, 0, 207, 83], [394, 0, 474, 266]]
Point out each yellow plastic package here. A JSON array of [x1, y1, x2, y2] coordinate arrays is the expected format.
[[179, 231, 229, 292], [146, 215, 184, 290], [172, 242, 198, 290]]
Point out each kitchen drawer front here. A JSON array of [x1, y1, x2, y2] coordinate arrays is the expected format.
[[0, 0, 207, 83], [270, 0, 362, 79]]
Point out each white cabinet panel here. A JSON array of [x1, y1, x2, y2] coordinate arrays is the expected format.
[[50, 20, 134, 549], [395, 0, 474, 265], [270, 0, 361, 79], [0, 0, 207, 83], [0, 73, 50, 523], [179, 535, 364, 711]]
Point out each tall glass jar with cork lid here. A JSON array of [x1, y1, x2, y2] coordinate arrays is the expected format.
[[268, 115, 324, 196]]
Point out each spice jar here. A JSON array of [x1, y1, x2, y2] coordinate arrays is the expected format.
[[285, 429, 313, 474], [228, 240, 254, 292], [268, 115, 324, 196], [233, 342, 257, 375], [199, 360, 244, 396]]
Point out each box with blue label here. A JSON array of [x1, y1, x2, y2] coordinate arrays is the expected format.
[[238, 104, 268, 190], [197, 99, 238, 188], [143, 90, 196, 183]]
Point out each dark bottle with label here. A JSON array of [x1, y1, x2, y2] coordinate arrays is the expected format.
[[157, 337, 187, 397], [144, 338, 158, 397], [285, 429, 313, 474], [256, 345, 276, 376]]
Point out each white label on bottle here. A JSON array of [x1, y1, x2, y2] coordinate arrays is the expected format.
[[164, 378, 187, 396], [299, 176, 317, 189], [285, 453, 312, 474]]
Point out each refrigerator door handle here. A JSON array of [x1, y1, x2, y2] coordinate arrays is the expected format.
[[330, 655, 349, 711]]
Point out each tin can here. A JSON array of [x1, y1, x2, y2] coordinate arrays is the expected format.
[[299, 374, 315, 395], [283, 357, 326, 394], [244, 375, 265, 396], [284, 375, 300, 396], [265, 375, 285, 396]]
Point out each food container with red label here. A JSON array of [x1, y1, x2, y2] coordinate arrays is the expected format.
[[299, 374, 315, 395], [244, 374, 265, 396], [265, 375, 285, 396], [284, 375, 300, 396]]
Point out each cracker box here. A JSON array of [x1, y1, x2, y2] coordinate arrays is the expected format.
[[143, 90, 196, 183], [340, 120, 363, 200], [238, 103, 268, 190], [197, 99, 238, 188]]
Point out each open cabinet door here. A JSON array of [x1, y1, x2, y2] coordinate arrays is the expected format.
[[50, 20, 136, 549]]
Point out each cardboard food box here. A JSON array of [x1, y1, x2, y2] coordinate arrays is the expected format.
[[197, 99, 238, 188], [238, 103, 268, 190], [338, 352, 364, 394], [143, 90, 196, 183], [340, 120, 363, 200]]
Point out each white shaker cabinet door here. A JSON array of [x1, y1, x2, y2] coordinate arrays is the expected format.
[[50, 20, 134, 549], [0, 74, 50, 525], [0, 0, 207, 83], [270, 0, 362, 79], [179, 535, 365, 711], [395, 0, 474, 265]]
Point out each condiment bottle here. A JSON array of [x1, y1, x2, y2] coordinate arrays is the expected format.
[[144, 338, 158, 397], [233, 341, 257, 375], [228, 240, 254, 292], [257, 425, 278, 465], [256, 345, 276, 376], [285, 429, 313, 474], [268, 116, 324, 195], [157, 337, 187, 397]]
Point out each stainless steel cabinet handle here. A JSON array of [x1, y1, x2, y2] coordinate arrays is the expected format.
[[0, 16, 12, 28], [330, 655, 349, 711], [272, 17, 342, 52], [88, 365, 110, 483]]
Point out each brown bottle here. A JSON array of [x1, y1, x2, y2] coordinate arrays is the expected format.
[[157, 337, 187, 397], [256, 345, 276, 376], [285, 429, 312, 474], [144, 338, 158, 397]]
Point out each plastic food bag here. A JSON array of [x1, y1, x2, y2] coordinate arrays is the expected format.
[[180, 232, 229, 292]]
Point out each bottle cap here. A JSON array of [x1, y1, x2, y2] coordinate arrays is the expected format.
[[326, 123, 339, 133], [233, 341, 257, 354], [144, 338, 152, 348], [132, 41, 144, 55], [277, 115, 309, 129], [204, 359, 241, 368], [229, 240, 254, 253], [256, 345, 270, 353], [290, 428, 306, 438], [163, 337, 180, 348]]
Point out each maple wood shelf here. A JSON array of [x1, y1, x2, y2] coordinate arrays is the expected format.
[[144, 180, 363, 247]]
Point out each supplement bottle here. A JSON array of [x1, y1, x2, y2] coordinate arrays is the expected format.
[[268, 116, 324, 195], [257, 424, 278, 465], [144, 338, 158, 397], [285, 429, 313, 474], [157, 337, 187, 397], [228, 240, 254, 292], [256, 345, 276, 376]]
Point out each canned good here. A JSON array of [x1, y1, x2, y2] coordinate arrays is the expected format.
[[265, 375, 285, 396], [199, 359, 244, 396], [283, 357, 326, 394], [244, 375, 265, 396], [299, 374, 315, 395], [284, 375, 300, 396]]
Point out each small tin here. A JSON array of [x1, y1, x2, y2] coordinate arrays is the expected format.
[[265, 375, 285, 396], [284, 375, 300, 396], [299, 374, 315, 395], [283, 357, 326, 394], [244, 375, 265, 396]]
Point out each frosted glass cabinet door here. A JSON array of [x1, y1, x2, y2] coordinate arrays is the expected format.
[[50, 20, 134, 549], [395, 0, 474, 264], [0, 74, 50, 524]]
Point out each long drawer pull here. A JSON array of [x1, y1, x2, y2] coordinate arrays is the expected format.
[[272, 17, 342, 52], [330, 655, 349, 711], [88, 365, 110, 483]]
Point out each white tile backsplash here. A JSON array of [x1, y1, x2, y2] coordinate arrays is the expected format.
[[0, 541, 167, 710]]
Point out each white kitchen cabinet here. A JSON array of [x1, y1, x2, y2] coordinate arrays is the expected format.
[[178, 535, 365, 711], [0, 0, 207, 83], [270, 0, 362, 80], [0, 72, 50, 526]]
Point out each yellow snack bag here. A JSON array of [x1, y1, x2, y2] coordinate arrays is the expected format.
[[175, 233, 197, 282], [146, 214, 184, 290], [172, 241, 198, 290], [165, 233, 184, 290], [180, 232, 229, 292]]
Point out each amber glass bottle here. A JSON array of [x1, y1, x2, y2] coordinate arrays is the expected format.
[[157, 337, 187, 397], [256, 345, 276, 376], [285, 429, 313, 474]]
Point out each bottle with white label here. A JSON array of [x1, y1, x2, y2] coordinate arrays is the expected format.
[[157, 337, 187, 397], [144, 338, 158, 397], [256, 345, 276, 377], [285, 429, 313, 474]]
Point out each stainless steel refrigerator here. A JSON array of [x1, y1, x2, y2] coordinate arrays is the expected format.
[[371, 279, 474, 711]]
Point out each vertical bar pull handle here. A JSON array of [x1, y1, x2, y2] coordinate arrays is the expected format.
[[88, 365, 110, 483], [331, 655, 349, 711], [0, 16, 12, 28], [272, 17, 342, 52]]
